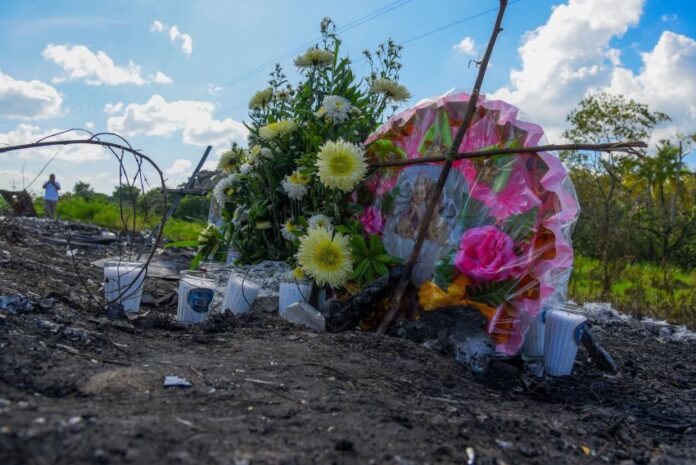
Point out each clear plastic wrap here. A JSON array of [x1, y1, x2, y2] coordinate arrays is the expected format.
[[363, 92, 580, 355]]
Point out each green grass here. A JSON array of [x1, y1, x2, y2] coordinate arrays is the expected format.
[[33, 196, 203, 242], [569, 254, 696, 327]]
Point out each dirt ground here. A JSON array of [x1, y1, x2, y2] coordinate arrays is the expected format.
[[1, 218, 695, 465]]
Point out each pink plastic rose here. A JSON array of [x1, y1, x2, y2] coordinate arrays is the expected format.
[[360, 206, 385, 235], [454, 226, 521, 283]]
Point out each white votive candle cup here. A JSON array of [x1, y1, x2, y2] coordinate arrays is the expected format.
[[544, 310, 587, 377], [522, 311, 546, 360], [104, 259, 146, 314], [279, 280, 312, 314], [177, 271, 218, 324], [223, 274, 261, 315]]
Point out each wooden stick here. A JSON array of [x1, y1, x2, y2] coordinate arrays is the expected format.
[[377, 0, 509, 335], [369, 141, 647, 169]]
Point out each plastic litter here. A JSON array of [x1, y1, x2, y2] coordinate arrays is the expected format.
[[454, 334, 494, 375], [163, 375, 192, 388], [0, 294, 33, 314], [280, 301, 326, 332]]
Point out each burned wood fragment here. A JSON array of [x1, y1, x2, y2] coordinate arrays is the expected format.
[[321, 266, 403, 332], [580, 325, 620, 373]]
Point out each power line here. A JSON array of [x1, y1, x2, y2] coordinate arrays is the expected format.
[[206, 0, 412, 96], [215, 0, 522, 118]]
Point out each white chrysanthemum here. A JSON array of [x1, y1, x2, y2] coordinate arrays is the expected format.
[[294, 48, 334, 68], [213, 175, 236, 206], [316, 140, 367, 191], [259, 120, 297, 141], [282, 220, 301, 241], [369, 78, 411, 102], [249, 87, 273, 109], [319, 95, 353, 123], [239, 163, 253, 175], [308, 214, 333, 231], [260, 147, 272, 158], [282, 177, 308, 200]]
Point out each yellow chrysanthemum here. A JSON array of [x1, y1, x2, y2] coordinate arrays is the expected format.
[[288, 171, 311, 185], [369, 78, 411, 102], [217, 146, 245, 173], [259, 120, 297, 141], [291, 267, 306, 281], [294, 48, 334, 68], [249, 87, 273, 109], [297, 227, 352, 288], [316, 140, 367, 191]]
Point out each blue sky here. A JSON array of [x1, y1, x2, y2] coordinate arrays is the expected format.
[[1, 0, 694, 193]]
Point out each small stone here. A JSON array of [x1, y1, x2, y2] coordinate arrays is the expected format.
[[334, 439, 354, 451]]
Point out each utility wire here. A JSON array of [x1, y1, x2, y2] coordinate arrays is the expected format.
[[201, 0, 413, 99], [215, 0, 522, 118]]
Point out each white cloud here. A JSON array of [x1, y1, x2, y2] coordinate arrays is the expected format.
[[165, 159, 192, 175], [0, 69, 62, 120], [661, 14, 678, 23], [0, 124, 108, 163], [605, 31, 696, 143], [150, 20, 165, 32], [104, 102, 124, 114], [150, 71, 173, 84], [454, 37, 477, 56], [85, 121, 95, 130], [106, 94, 248, 147], [207, 84, 223, 95], [151, 21, 193, 55], [42, 44, 172, 86], [490, 0, 644, 141]]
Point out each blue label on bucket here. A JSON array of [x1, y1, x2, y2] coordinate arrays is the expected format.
[[187, 288, 214, 314]]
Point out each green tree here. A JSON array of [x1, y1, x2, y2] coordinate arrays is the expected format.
[[563, 92, 670, 294], [112, 185, 141, 203], [73, 181, 95, 200]]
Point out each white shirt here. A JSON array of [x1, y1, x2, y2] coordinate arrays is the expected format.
[[43, 181, 61, 201]]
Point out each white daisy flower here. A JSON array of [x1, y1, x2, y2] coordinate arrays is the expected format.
[[282, 220, 301, 241], [320, 95, 353, 123], [213, 175, 236, 206], [239, 163, 253, 175], [281, 177, 308, 200], [308, 214, 333, 231]]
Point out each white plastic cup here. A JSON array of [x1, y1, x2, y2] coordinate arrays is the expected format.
[[104, 259, 146, 313], [223, 274, 261, 315], [522, 310, 546, 360], [544, 310, 587, 376], [177, 270, 218, 324], [225, 247, 241, 266], [279, 279, 312, 314], [199, 261, 231, 313]]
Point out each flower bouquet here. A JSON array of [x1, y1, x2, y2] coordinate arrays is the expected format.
[[363, 92, 580, 354], [203, 19, 409, 291]]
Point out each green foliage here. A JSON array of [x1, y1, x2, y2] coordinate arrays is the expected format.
[[569, 255, 696, 327], [349, 232, 399, 287], [72, 181, 94, 200]]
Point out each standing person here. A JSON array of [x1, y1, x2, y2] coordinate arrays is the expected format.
[[42, 174, 61, 219]]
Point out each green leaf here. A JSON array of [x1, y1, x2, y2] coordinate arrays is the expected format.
[[372, 261, 389, 277], [433, 252, 457, 289], [353, 260, 370, 279], [501, 207, 538, 242], [350, 235, 369, 258], [467, 280, 517, 307], [165, 240, 199, 249]]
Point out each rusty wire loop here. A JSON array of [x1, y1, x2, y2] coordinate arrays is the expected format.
[[0, 129, 169, 315]]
